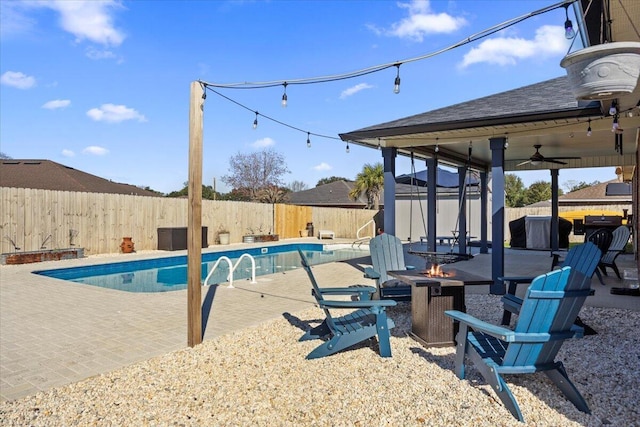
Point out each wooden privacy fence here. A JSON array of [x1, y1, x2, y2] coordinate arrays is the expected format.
[[0, 188, 376, 255]]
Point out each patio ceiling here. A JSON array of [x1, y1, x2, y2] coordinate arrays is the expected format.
[[339, 0, 639, 176]]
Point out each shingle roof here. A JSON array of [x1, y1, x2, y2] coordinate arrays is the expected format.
[[341, 76, 601, 138], [0, 159, 159, 196], [288, 180, 367, 207], [526, 179, 631, 207]]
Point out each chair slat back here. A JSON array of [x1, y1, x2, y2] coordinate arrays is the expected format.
[[588, 228, 613, 254], [298, 249, 337, 329], [562, 241, 602, 283], [503, 266, 588, 367], [369, 234, 406, 283], [602, 225, 631, 260]]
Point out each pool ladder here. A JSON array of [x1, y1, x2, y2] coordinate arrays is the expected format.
[[203, 253, 258, 288]]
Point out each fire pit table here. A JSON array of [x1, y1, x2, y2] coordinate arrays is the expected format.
[[387, 268, 492, 347]]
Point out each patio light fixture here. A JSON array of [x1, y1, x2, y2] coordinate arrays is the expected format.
[[587, 119, 592, 136], [609, 100, 618, 116], [393, 64, 401, 94], [307, 132, 311, 148], [563, 4, 575, 39], [253, 111, 259, 129], [346, 142, 350, 153]]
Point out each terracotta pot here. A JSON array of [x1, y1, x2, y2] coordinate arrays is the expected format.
[[120, 237, 135, 253], [560, 42, 640, 100]]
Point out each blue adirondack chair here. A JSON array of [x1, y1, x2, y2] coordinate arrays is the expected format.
[[445, 266, 592, 422], [501, 242, 601, 326], [364, 233, 415, 301], [297, 249, 397, 359]]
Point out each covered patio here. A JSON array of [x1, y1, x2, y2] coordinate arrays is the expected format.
[[339, 0, 639, 293]]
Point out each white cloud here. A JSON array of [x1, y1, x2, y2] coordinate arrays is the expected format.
[[45, 0, 126, 46], [251, 137, 275, 148], [1, 71, 36, 89], [459, 25, 569, 68], [313, 162, 332, 171], [61, 149, 75, 157], [86, 104, 146, 123], [0, 1, 36, 37], [371, 0, 466, 42], [340, 83, 374, 99], [85, 47, 117, 60], [82, 146, 109, 155], [42, 99, 71, 110]]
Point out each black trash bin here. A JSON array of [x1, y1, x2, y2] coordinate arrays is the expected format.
[[306, 222, 314, 237]]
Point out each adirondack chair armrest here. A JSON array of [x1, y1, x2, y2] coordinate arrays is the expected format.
[[364, 267, 380, 280], [498, 275, 535, 296], [317, 286, 377, 296], [319, 299, 397, 309], [445, 310, 515, 342]]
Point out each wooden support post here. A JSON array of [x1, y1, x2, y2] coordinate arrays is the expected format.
[[187, 81, 204, 347]]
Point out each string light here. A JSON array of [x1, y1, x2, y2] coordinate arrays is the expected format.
[[377, 138, 381, 150], [609, 100, 618, 116], [587, 119, 592, 136], [346, 142, 350, 153], [253, 111, 258, 129], [281, 82, 288, 107], [307, 132, 311, 148], [393, 64, 401, 94], [612, 114, 619, 132], [563, 3, 575, 39]]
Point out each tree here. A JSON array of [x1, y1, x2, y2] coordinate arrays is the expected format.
[[316, 176, 350, 186], [258, 185, 290, 203], [524, 181, 564, 205], [222, 148, 290, 201], [563, 180, 600, 193], [0, 152, 11, 159], [505, 174, 527, 207], [349, 163, 383, 209], [287, 180, 308, 192], [166, 183, 223, 200]]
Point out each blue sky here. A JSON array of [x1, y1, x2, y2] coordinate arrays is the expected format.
[[0, 0, 616, 194]]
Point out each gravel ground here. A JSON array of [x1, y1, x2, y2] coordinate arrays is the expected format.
[[1, 294, 638, 427]]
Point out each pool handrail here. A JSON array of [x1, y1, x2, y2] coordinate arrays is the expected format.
[[203, 253, 257, 288]]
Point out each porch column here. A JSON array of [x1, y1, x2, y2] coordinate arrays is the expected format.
[[550, 169, 559, 251], [490, 137, 506, 294], [382, 147, 397, 236], [480, 170, 488, 254], [458, 166, 467, 255], [427, 157, 438, 252]]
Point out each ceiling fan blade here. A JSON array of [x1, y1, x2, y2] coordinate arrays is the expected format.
[[545, 159, 568, 165], [546, 156, 581, 160], [516, 160, 531, 166]]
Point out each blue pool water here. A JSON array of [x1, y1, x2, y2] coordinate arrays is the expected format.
[[34, 243, 368, 293]]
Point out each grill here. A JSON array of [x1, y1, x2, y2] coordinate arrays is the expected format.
[[583, 215, 622, 240]]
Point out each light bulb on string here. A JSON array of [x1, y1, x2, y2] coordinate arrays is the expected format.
[[253, 111, 258, 129], [563, 4, 575, 39], [393, 64, 401, 94], [609, 101, 617, 116], [377, 138, 381, 150], [586, 119, 592, 136], [612, 115, 619, 132], [307, 132, 311, 148], [281, 82, 288, 107], [346, 142, 350, 153]]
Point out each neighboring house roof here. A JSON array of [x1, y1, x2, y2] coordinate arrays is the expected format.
[[288, 180, 368, 207], [0, 159, 159, 196], [396, 167, 479, 188], [289, 170, 480, 207], [526, 180, 631, 207]]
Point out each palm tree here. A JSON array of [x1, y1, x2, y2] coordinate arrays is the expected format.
[[349, 163, 383, 209]]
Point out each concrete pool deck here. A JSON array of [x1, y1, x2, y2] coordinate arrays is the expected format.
[[1, 238, 638, 401]]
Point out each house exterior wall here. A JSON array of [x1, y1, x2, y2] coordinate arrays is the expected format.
[[395, 192, 489, 243]]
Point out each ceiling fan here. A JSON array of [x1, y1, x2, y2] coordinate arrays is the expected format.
[[516, 144, 581, 166]]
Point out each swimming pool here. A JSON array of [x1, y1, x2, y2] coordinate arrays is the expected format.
[[34, 243, 369, 293]]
